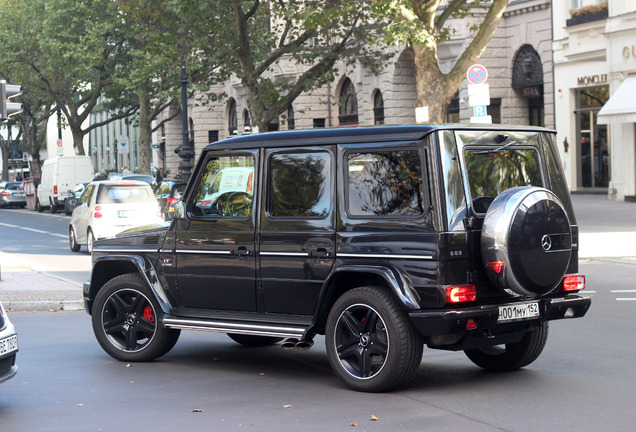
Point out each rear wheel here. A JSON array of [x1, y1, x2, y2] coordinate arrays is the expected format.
[[325, 286, 423, 392], [36, 199, 43, 212], [69, 226, 81, 252], [92, 273, 180, 362], [49, 199, 57, 214], [227, 334, 283, 347], [464, 322, 549, 371]]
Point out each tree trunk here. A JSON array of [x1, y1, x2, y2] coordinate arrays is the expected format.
[[137, 86, 152, 173], [1, 143, 9, 181], [72, 127, 86, 156], [410, 44, 452, 123]]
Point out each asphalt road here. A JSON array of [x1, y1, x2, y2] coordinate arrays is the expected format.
[[0, 257, 634, 432]]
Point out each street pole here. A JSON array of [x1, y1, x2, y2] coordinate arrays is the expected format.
[[176, 52, 194, 183]]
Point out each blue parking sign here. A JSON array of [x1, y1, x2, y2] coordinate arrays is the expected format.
[[474, 105, 488, 117]]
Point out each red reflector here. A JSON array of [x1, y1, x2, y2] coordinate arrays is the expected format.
[[446, 285, 476, 303], [94, 212, 102, 219], [487, 260, 505, 274], [563, 275, 585, 292], [466, 319, 477, 330]]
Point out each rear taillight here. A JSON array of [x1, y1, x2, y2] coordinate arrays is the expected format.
[[157, 204, 163, 218], [486, 260, 505, 274], [94, 205, 102, 219], [166, 197, 179, 205], [54, 185, 58, 195], [563, 274, 585, 292], [446, 285, 476, 303], [1, 191, 9, 197]]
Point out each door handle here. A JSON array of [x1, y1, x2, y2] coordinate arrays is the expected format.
[[233, 246, 252, 256], [309, 248, 332, 259]]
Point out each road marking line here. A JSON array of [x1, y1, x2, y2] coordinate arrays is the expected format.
[[49, 234, 67, 239], [0, 222, 20, 228], [611, 290, 636, 293], [616, 298, 636, 301], [19, 227, 50, 234]]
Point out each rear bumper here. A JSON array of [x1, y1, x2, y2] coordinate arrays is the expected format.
[[409, 295, 591, 346]]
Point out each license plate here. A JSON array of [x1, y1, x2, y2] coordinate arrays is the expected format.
[[0, 335, 18, 356], [498, 302, 540, 323], [118, 210, 141, 218]]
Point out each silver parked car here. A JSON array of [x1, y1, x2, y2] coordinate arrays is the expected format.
[[0, 181, 26, 208], [0, 299, 18, 384], [69, 180, 165, 253]]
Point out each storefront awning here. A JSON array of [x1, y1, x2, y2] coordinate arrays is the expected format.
[[597, 75, 636, 124]]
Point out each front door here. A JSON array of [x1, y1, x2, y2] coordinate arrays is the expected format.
[[175, 151, 258, 311], [259, 148, 336, 315]]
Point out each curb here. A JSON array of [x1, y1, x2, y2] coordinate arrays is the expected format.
[[6, 300, 84, 312]]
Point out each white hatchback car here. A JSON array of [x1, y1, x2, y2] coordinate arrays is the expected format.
[[69, 180, 165, 253]]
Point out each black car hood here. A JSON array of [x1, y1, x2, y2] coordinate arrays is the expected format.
[[93, 223, 170, 249]]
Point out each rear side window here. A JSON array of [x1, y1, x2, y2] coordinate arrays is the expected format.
[[269, 152, 331, 218], [97, 185, 154, 204], [347, 150, 425, 217]]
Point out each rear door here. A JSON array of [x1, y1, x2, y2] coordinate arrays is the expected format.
[[175, 151, 258, 311], [259, 147, 336, 315]]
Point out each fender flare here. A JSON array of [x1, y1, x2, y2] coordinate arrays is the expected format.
[[88, 254, 173, 315]]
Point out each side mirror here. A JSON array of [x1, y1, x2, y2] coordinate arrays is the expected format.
[[173, 200, 185, 220]]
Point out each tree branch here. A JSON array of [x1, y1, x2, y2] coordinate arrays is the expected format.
[[435, 0, 467, 30]]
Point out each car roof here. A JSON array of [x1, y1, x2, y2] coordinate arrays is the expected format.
[[90, 180, 151, 187], [202, 124, 554, 151]]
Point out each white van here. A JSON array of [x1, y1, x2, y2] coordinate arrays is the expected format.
[[37, 156, 95, 213]]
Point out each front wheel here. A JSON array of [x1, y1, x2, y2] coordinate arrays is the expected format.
[[464, 322, 549, 371], [36, 199, 43, 212], [325, 286, 423, 392], [69, 226, 80, 252], [91, 273, 180, 362], [87, 229, 95, 254]]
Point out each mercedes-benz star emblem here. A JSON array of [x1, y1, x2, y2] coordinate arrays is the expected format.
[[541, 234, 552, 251]]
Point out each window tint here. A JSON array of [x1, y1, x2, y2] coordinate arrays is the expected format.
[[269, 152, 330, 218], [347, 150, 424, 217], [192, 155, 254, 217]]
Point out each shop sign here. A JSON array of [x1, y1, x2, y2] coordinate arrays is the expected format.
[[622, 45, 636, 59], [577, 74, 608, 87]]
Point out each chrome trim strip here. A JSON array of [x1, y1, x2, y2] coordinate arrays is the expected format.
[[175, 249, 232, 255], [95, 248, 158, 253], [260, 251, 309, 257], [338, 253, 433, 260], [163, 317, 305, 338]]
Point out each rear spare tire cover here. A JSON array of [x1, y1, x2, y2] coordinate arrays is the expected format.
[[481, 186, 572, 297]]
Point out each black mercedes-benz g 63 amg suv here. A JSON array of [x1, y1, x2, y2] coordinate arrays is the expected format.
[[83, 125, 591, 392]]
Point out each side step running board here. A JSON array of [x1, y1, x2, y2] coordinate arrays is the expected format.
[[162, 316, 306, 339]]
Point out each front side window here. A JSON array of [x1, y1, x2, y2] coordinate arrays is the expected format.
[[347, 150, 424, 217], [269, 152, 330, 218], [192, 155, 255, 217]]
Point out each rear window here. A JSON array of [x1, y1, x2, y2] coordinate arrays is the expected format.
[[458, 131, 543, 200], [97, 185, 154, 204], [6, 183, 21, 191]]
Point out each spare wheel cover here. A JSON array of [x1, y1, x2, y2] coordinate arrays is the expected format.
[[481, 186, 572, 296]]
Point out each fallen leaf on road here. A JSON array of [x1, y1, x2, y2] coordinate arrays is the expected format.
[[284, 405, 292, 408], [370, 415, 378, 421], [351, 421, 358, 427], [76, 404, 84, 407], [126, 364, 132, 368], [192, 409, 204, 413]]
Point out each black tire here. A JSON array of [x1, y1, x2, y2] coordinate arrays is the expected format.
[[91, 273, 180, 362], [36, 199, 43, 212], [49, 199, 57, 214], [69, 226, 81, 252], [87, 229, 95, 254], [464, 322, 549, 371], [325, 286, 423, 392], [227, 334, 283, 347]]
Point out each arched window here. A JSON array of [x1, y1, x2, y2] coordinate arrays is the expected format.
[[228, 99, 238, 135], [243, 109, 251, 133], [373, 90, 384, 125], [339, 78, 358, 126]]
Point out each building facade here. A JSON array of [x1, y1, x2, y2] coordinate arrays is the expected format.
[[554, 0, 636, 200], [157, 1, 556, 180]]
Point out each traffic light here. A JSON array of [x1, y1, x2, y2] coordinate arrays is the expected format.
[[1, 80, 22, 120]]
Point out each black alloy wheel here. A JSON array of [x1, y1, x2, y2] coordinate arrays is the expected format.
[[325, 286, 423, 392], [92, 274, 180, 362]]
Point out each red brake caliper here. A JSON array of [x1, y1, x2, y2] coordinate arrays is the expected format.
[[142, 305, 155, 338]]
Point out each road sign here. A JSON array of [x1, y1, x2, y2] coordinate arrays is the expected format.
[[473, 105, 488, 117], [467, 64, 488, 85], [56, 139, 63, 148], [118, 136, 129, 153]]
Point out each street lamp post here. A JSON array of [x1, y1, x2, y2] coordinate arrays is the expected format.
[[175, 53, 194, 183]]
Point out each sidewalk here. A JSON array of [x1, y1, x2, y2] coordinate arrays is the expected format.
[[1, 194, 634, 312]]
